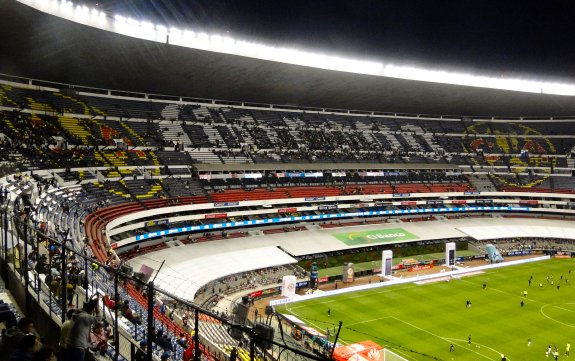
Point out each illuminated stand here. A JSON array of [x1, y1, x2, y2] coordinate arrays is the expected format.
[[381, 250, 393, 278], [281, 275, 297, 297], [445, 242, 456, 269]]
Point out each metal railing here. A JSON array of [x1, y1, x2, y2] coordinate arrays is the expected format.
[[0, 206, 329, 361]]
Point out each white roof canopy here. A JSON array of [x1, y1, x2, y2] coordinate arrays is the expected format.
[[457, 225, 575, 241], [131, 246, 297, 301]]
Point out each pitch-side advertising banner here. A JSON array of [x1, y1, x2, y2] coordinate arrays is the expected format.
[[333, 228, 419, 246]]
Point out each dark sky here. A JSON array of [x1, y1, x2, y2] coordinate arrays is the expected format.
[[80, 0, 575, 82]]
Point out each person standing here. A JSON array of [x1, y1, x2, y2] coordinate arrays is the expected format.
[[59, 309, 75, 361], [528, 337, 531, 347], [327, 308, 331, 317], [450, 343, 454, 352], [66, 298, 101, 361], [134, 340, 147, 361], [566, 343, 571, 356], [468, 335, 472, 346]]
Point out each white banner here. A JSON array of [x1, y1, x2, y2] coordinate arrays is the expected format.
[[281, 275, 297, 297]]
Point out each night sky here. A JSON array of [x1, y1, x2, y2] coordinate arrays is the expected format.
[[81, 0, 575, 82]]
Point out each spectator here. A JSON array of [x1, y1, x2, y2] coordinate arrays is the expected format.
[[176, 333, 188, 348], [0, 300, 17, 329], [183, 343, 194, 361], [1, 318, 37, 359], [66, 297, 101, 361], [120, 300, 141, 325], [8, 334, 37, 361], [103, 294, 119, 310], [58, 309, 75, 359], [31, 347, 57, 361], [160, 352, 170, 361], [7, 244, 22, 273], [134, 340, 147, 361], [155, 330, 173, 352], [230, 347, 237, 361], [87, 322, 108, 361]]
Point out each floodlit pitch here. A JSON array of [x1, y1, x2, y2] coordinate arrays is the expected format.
[[277, 258, 575, 361]]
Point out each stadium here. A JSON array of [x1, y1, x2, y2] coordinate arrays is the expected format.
[[0, 1, 575, 360]]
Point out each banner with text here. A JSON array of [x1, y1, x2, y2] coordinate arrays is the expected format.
[[333, 228, 419, 246]]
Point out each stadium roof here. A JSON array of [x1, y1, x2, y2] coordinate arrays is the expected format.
[[2, 0, 575, 117]]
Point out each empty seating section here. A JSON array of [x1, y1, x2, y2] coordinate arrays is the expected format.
[[216, 125, 241, 148], [182, 124, 214, 147], [250, 110, 286, 127], [156, 150, 193, 165]]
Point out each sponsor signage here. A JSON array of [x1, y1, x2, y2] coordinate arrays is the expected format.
[[519, 200, 538, 205], [331, 172, 347, 177], [214, 202, 239, 207], [475, 199, 493, 204], [318, 204, 338, 211], [318, 277, 329, 283], [278, 207, 297, 213], [464, 191, 480, 195], [205, 213, 227, 219], [305, 196, 326, 201], [374, 202, 391, 207], [400, 201, 417, 206], [427, 200, 444, 205], [333, 228, 419, 246], [452, 200, 468, 204], [134, 205, 533, 241], [286, 172, 323, 178], [393, 193, 411, 197], [296, 281, 309, 288], [507, 250, 532, 256], [244, 173, 262, 179], [146, 218, 169, 227], [408, 265, 433, 272]]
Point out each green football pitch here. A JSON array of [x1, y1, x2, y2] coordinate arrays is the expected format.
[[277, 258, 575, 361]]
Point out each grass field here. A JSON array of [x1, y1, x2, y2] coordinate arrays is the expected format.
[[277, 258, 575, 360]]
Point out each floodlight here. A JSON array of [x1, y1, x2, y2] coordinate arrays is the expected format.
[[183, 30, 196, 41], [169, 27, 182, 36], [18, 0, 575, 95], [127, 17, 139, 26], [114, 14, 126, 23]]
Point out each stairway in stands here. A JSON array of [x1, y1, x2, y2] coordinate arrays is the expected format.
[[159, 120, 193, 148], [467, 173, 497, 192]]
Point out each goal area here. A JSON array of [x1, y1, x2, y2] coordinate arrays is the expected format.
[[382, 348, 409, 361]]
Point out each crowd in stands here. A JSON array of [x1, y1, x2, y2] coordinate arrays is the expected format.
[[1, 81, 575, 361], [1, 83, 574, 172], [473, 238, 575, 254]]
